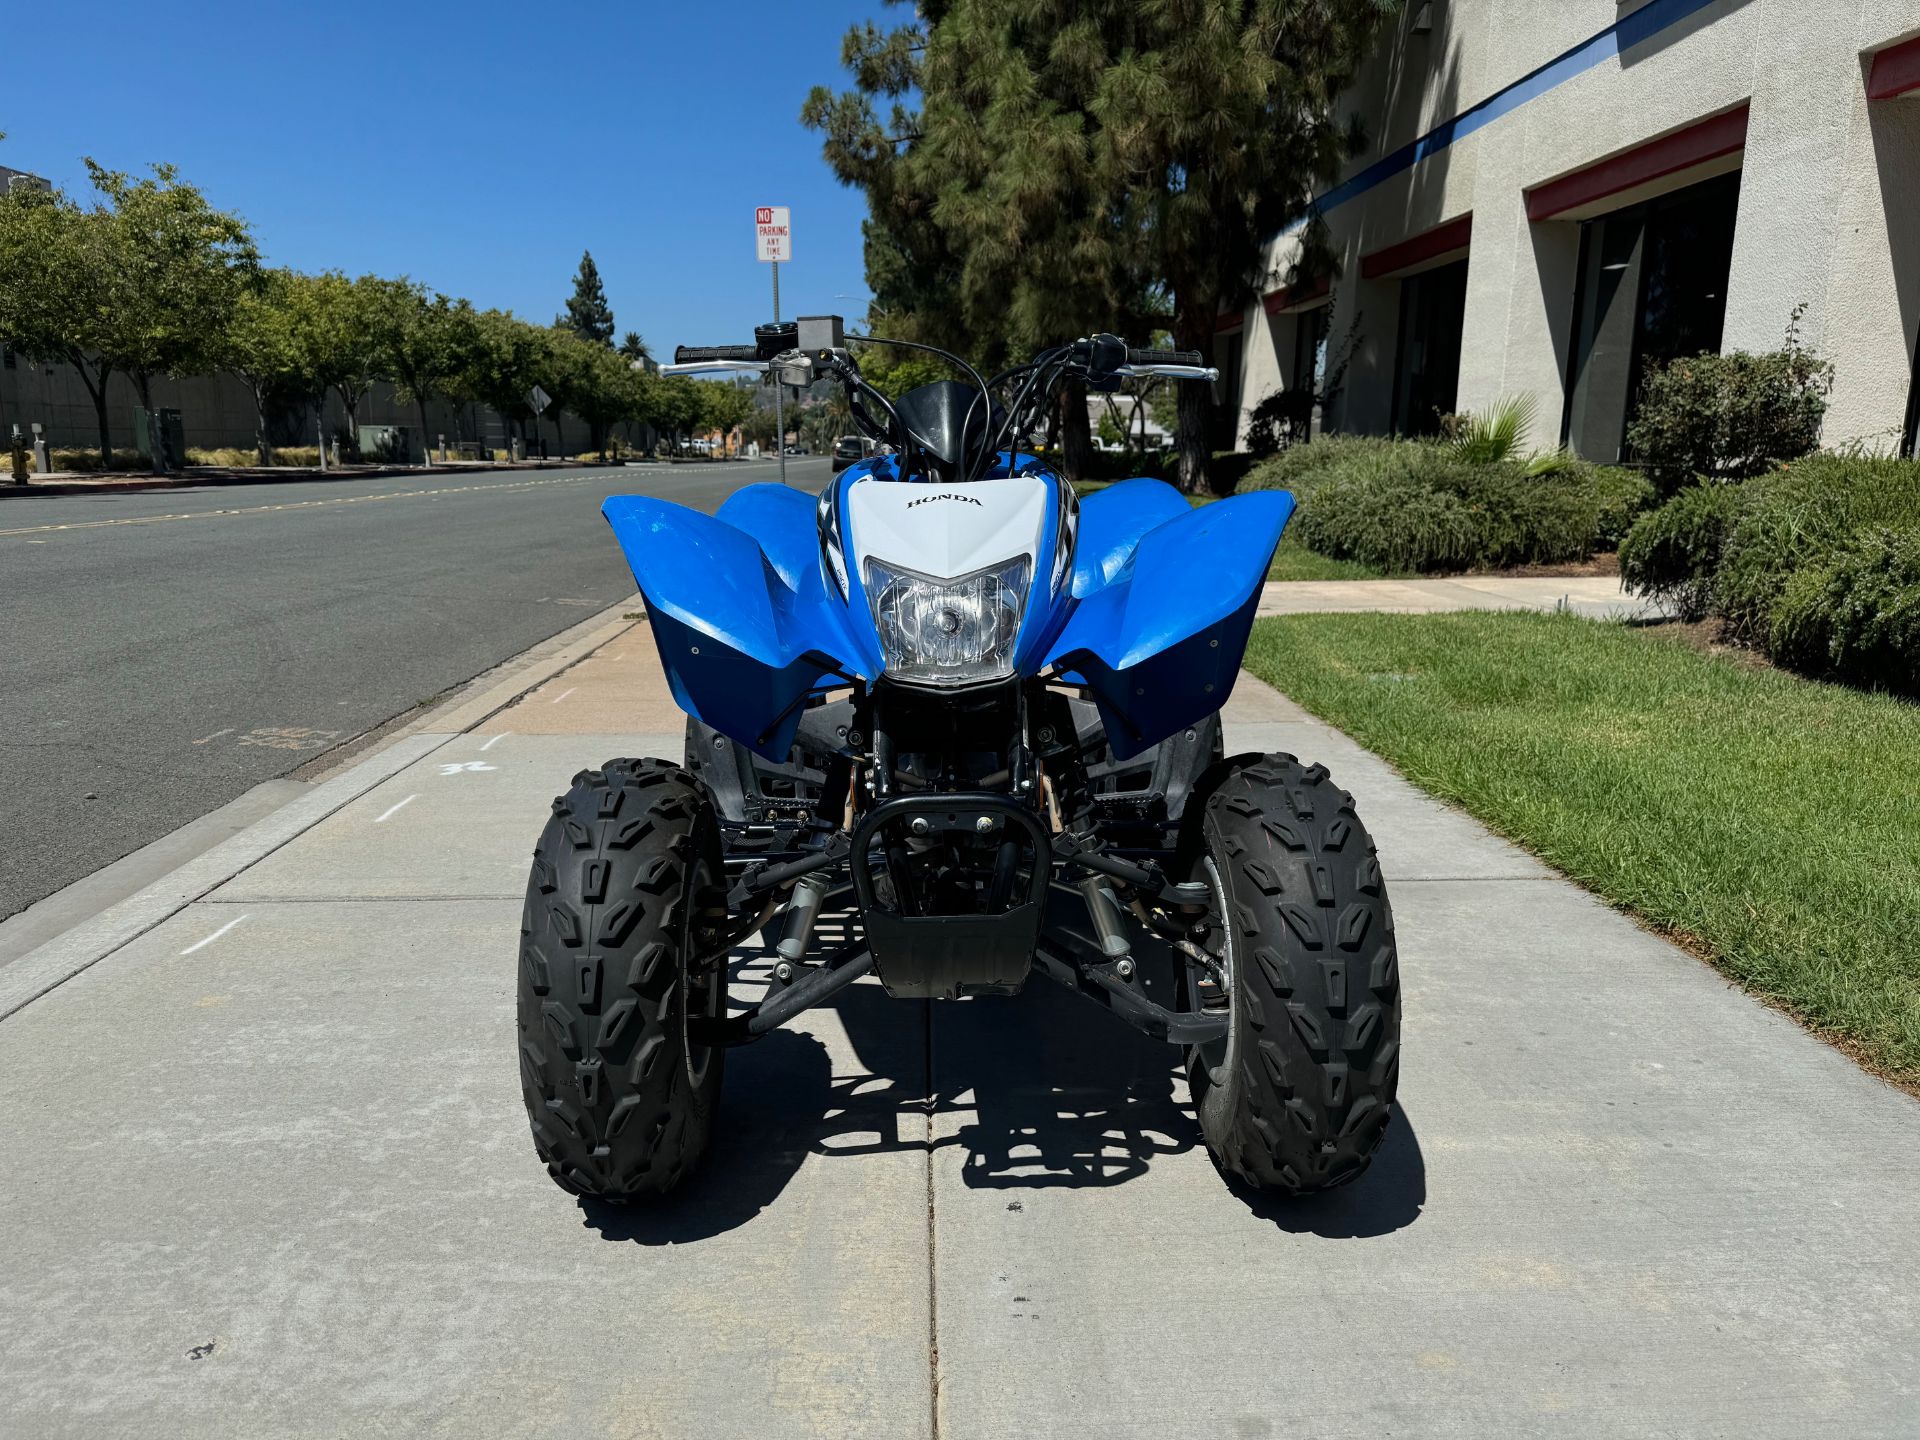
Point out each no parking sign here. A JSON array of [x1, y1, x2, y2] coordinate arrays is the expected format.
[[755, 206, 791, 263]]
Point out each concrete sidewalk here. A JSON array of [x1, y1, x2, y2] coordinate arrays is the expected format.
[[1260, 573, 1671, 620], [2, 615, 1916, 1438]]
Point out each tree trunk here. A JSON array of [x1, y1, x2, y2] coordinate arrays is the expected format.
[[70, 353, 113, 468], [253, 383, 273, 466], [1176, 378, 1213, 495], [135, 371, 170, 474], [1060, 379, 1093, 483], [336, 386, 360, 460], [417, 397, 432, 464]]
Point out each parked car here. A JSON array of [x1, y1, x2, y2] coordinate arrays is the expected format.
[[784, 444, 809, 456], [831, 435, 867, 473]]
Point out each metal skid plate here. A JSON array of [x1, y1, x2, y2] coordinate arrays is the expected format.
[[849, 794, 1051, 1000]]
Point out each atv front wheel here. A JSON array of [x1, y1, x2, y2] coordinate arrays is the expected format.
[[517, 758, 728, 1199], [1186, 754, 1400, 1194]]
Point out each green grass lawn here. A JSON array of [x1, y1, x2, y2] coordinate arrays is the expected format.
[[1244, 611, 1920, 1087]]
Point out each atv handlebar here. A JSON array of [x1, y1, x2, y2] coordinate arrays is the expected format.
[[674, 344, 760, 364], [1126, 346, 1205, 368]]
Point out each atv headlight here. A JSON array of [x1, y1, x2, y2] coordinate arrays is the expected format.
[[864, 555, 1031, 686]]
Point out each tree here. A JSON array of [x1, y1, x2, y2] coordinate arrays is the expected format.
[[618, 330, 650, 363], [220, 268, 302, 466], [563, 250, 615, 347], [281, 271, 387, 457], [457, 310, 551, 454], [652, 374, 705, 454], [806, 1, 1397, 493], [51, 162, 261, 472], [0, 184, 121, 464], [373, 281, 474, 458], [698, 380, 756, 458]]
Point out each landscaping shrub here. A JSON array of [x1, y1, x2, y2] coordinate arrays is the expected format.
[[1714, 455, 1920, 645], [1625, 315, 1833, 495], [1821, 530, 1920, 692], [1290, 453, 1480, 573], [1240, 433, 1402, 500], [32, 448, 147, 474], [1272, 437, 1656, 573], [1766, 530, 1920, 694], [1618, 482, 1748, 620], [1593, 467, 1657, 549]]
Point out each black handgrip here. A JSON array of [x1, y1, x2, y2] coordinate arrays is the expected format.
[[674, 344, 759, 363], [1126, 346, 1205, 367]]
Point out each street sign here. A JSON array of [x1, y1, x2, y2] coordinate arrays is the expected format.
[[527, 385, 551, 416], [755, 206, 791, 263]]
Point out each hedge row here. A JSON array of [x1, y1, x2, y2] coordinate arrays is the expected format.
[[1241, 437, 1651, 573], [1620, 455, 1920, 692]]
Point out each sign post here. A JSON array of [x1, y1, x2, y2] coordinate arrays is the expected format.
[[756, 206, 792, 485]]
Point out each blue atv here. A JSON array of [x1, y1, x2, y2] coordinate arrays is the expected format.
[[517, 317, 1400, 1200]]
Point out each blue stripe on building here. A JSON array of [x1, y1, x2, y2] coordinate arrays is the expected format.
[[1287, 0, 1732, 232]]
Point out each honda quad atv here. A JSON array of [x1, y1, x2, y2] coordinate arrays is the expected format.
[[517, 316, 1400, 1200]]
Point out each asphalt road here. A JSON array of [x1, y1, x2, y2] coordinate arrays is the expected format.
[[0, 458, 831, 921]]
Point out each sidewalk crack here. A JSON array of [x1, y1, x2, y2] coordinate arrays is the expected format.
[[924, 997, 940, 1440]]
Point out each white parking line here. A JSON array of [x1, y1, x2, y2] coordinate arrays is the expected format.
[[191, 728, 235, 745], [479, 732, 508, 752], [549, 687, 576, 704], [179, 915, 247, 955], [374, 794, 418, 823]]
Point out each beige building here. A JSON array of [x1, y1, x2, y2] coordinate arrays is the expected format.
[[1222, 0, 1920, 461]]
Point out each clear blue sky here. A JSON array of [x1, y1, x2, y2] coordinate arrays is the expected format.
[[7, 0, 893, 353]]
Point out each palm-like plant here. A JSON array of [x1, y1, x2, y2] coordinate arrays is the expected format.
[[1449, 394, 1580, 476]]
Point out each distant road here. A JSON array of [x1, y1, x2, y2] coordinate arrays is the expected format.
[[0, 458, 832, 921]]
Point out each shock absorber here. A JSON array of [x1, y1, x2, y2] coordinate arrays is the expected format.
[[774, 871, 831, 979], [1077, 875, 1135, 979]]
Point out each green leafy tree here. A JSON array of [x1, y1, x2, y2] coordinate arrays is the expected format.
[[68, 161, 261, 471], [652, 374, 705, 454], [0, 184, 121, 464], [698, 380, 757, 458], [371, 280, 474, 457], [456, 309, 550, 454], [283, 271, 387, 457], [563, 250, 615, 347], [807, 0, 1397, 493], [618, 330, 651, 363], [220, 268, 302, 466]]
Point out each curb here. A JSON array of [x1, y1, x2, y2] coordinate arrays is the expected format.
[[0, 599, 647, 1023]]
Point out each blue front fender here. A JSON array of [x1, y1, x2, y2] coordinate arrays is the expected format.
[[603, 485, 875, 758], [1046, 481, 1294, 758]]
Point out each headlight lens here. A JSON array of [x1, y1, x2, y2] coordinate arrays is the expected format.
[[865, 555, 1031, 686]]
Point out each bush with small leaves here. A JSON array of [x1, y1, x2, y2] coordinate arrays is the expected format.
[[1626, 312, 1833, 496], [1619, 483, 1749, 620]]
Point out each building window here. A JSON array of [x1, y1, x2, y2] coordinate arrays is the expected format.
[[1563, 170, 1742, 464], [1903, 327, 1919, 461], [1293, 305, 1330, 398], [1213, 328, 1245, 448], [1391, 258, 1469, 436]]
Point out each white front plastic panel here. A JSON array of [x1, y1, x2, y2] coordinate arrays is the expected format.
[[845, 477, 1049, 579]]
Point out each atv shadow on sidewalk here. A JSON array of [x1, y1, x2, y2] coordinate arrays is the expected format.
[[581, 925, 1422, 1244]]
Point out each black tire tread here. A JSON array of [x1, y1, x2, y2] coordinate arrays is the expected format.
[[1194, 754, 1401, 1194], [517, 757, 721, 1199]]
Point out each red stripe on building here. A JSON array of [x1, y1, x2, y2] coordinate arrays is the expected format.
[[1360, 215, 1474, 281], [1526, 104, 1750, 222], [1263, 276, 1333, 314], [1216, 311, 1244, 334], [1868, 34, 1920, 100]]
